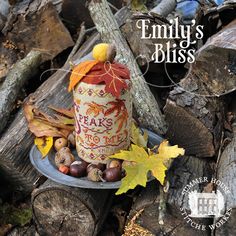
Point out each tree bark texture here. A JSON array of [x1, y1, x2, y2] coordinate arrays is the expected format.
[[0, 51, 42, 134], [163, 21, 236, 157], [88, 0, 167, 135]]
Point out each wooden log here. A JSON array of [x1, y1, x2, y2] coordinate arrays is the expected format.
[[121, 14, 176, 66], [149, 0, 176, 17], [2, 0, 74, 61], [32, 180, 113, 236], [163, 21, 236, 157], [126, 156, 214, 235], [215, 98, 236, 236], [0, 0, 9, 30], [61, 0, 123, 31], [0, 50, 42, 134], [88, 0, 167, 135], [164, 79, 224, 157], [0, 7, 129, 194], [191, 19, 236, 96]]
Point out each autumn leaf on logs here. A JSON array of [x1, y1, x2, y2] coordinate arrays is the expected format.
[[111, 143, 185, 195], [34, 136, 53, 158], [54, 114, 74, 125], [28, 119, 68, 138], [48, 106, 74, 118], [23, 100, 74, 138]]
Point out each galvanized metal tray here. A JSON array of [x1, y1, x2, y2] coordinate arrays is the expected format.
[[29, 129, 163, 189]]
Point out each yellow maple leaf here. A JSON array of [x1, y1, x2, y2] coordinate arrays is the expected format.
[[111, 142, 185, 195], [116, 163, 148, 195], [130, 122, 148, 147], [112, 144, 148, 163], [155, 140, 185, 167], [34, 136, 53, 158]]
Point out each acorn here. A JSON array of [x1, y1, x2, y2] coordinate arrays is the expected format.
[[68, 132, 76, 147], [103, 167, 122, 182], [87, 163, 106, 174], [87, 168, 102, 182], [71, 160, 89, 167], [55, 147, 75, 167], [70, 163, 87, 177], [107, 159, 122, 169], [59, 165, 69, 175], [71, 160, 83, 166], [54, 137, 68, 151]]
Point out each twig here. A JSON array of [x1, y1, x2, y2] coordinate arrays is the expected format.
[[85, 26, 97, 34], [158, 185, 166, 225], [65, 24, 86, 65], [108, 2, 119, 12], [214, 131, 225, 178]]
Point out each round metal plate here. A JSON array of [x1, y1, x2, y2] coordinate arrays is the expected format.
[[30, 129, 163, 189]]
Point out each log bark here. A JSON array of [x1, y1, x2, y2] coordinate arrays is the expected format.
[[163, 21, 236, 157], [0, 0, 9, 30], [3, 0, 74, 61], [88, 0, 167, 135], [126, 156, 214, 235], [0, 35, 99, 193], [215, 99, 236, 236], [190, 19, 236, 96], [32, 180, 113, 236], [150, 0, 176, 17], [0, 50, 42, 135], [121, 14, 176, 66], [0, 7, 129, 194]]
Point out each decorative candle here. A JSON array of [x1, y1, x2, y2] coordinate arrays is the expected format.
[[69, 44, 132, 164]]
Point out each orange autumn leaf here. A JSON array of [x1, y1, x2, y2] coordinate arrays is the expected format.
[[85, 102, 106, 117], [23, 99, 74, 138], [48, 106, 74, 118], [116, 109, 128, 133], [82, 62, 130, 98], [68, 60, 99, 91], [105, 99, 126, 117]]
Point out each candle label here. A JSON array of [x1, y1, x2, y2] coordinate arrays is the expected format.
[[74, 82, 132, 164]]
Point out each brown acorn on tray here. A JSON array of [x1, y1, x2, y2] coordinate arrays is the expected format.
[[54, 134, 123, 182]]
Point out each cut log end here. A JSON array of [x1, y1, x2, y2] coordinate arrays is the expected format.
[[32, 180, 113, 236], [164, 100, 215, 157]]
